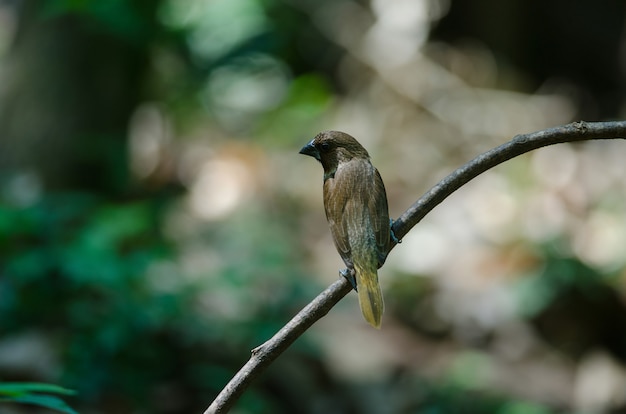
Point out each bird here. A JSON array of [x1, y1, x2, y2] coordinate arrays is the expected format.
[[299, 131, 391, 328]]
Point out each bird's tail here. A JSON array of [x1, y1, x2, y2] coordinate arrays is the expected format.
[[354, 262, 384, 329]]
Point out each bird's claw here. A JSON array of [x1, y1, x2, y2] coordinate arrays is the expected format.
[[340, 268, 358, 292], [390, 219, 401, 244]]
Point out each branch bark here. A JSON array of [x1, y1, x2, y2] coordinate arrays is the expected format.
[[204, 120, 626, 414]]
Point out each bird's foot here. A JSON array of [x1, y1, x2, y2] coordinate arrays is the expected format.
[[390, 219, 401, 244], [340, 268, 358, 292]]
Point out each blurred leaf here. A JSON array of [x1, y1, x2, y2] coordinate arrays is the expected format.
[[0, 382, 77, 414], [498, 401, 552, 414], [387, 272, 450, 337], [446, 351, 492, 391], [0, 205, 32, 241], [10, 394, 78, 414], [160, 0, 269, 63], [0, 382, 76, 396], [515, 247, 616, 317], [258, 73, 333, 143], [39, 0, 155, 43]]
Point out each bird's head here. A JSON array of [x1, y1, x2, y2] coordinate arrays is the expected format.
[[299, 131, 370, 174]]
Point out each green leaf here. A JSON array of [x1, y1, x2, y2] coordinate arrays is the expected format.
[[0, 383, 77, 414], [0, 382, 76, 396], [10, 394, 78, 414]]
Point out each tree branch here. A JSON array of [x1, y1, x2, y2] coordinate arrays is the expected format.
[[204, 120, 626, 413]]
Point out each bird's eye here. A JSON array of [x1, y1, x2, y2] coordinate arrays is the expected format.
[[319, 142, 331, 152]]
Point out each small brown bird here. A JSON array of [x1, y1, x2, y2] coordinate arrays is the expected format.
[[300, 131, 391, 328]]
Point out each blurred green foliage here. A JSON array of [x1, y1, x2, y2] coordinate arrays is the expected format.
[[0, 192, 330, 412], [519, 248, 626, 362], [1, 1, 336, 411]]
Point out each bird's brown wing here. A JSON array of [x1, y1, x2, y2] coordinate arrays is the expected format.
[[323, 167, 352, 266], [369, 167, 390, 264], [323, 159, 390, 268]]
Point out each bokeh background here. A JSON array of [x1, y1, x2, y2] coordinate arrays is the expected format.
[[2, 0, 626, 413]]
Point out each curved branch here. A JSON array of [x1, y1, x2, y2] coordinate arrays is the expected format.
[[390, 120, 626, 243], [204, 278, 352, 414], [204, 120, 626, 413]]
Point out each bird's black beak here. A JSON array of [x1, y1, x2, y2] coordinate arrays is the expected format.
[[299, 139, 320, 161]]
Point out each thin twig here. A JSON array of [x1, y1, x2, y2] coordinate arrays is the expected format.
[[204, 120, 626, 413]]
